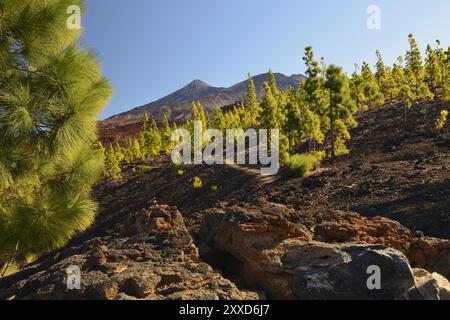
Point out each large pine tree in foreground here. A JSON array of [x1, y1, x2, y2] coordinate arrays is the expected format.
[[0, 0, 112, 259]]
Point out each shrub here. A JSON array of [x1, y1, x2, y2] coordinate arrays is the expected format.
[[286, 153, 322, 177], [193, 177, 203, 188], [436, 110, 448, 130]]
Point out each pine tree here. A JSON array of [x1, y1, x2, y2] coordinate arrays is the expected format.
[[105, 144, 121, 178], [424, 44, 440, 98], [192, 101, 208, 131], [123, 137, 134, 162], [212, 107, 225, 132], [405, 33, 429, 100], [350, 64, 365, 111], [142, 112, 150, 131], [375, 51, 386, 87], [391, 58, 407, 100], [303, 47, 325, 116], [132, 139, 144, 161], [0, 0, 112, 258], [324, 65, 356, 160], [257, 83, 281, 130], [245, 74, 259, 125], [361, 62, 384, 137], [283, 87, 301, 151], [435, 41, 449, 99], [236, 103, 252, 129], [161, 113, 174, 153], [268, 69, 279, 98], [375, 50, 395, 104], [114, 142, 125, 162], [301, 109, 324, 152], [144, 120, 163, 156]]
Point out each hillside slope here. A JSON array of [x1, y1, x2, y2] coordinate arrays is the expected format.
[[2, 100, 450, 300]]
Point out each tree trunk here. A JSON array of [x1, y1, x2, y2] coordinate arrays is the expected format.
[[368, 101, 372, 138], [330, 90, 335, 160]]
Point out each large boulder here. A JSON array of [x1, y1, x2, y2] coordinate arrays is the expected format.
[[199, 202, 449, 300], [292, 243, 414, 300], [0, 203, 258, 300]]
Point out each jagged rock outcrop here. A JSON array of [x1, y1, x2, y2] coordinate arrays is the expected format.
[[0, 204, 258, 300], [3, 200, 450, 300], [198, 201, 450, 300]]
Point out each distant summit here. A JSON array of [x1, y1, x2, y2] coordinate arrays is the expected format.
[[103, 72, 306, 127], [159, 79, 224, 106]]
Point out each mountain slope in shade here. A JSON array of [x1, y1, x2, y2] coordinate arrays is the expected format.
[[103, 72, 306, 128]]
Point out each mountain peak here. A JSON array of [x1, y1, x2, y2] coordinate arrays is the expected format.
[[189, 79, 210, 87], [184, 79, 213, 92]]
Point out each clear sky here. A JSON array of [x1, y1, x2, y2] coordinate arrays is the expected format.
[[81, 0, 450, 119]]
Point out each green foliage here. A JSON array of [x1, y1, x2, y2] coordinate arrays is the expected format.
[[424, 44, 441, 97], [161, 113, 175, 153], [303, 46, 326, 116], [140, 119, 163, 158], [324, 64, 356, 159], [193, 176, 203, 189], [286, 153, 322, 177], [0, 260, 19, 278], [361, 62, 385, 109], [436, 110, 448, 130], [103, 144, 122, 178], [375, 51, 396, 104], [268, 69, 279, 98], [257, 82, 282, 130], [0, 0, 112, 258], [403, 33, 433, 101], [103, 33, 447, 183], [245, 74, 260, 125]]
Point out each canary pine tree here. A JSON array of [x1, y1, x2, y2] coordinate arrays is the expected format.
[[105, 144, 121, 178], [361, 62, 384, 137], [405, 33, 432, 100], [211, 107, 226, 132], [375, 50, 395, 104], [303, 47, 325, 117], [257, 83, 281, 130], [391, 58, 409, 104], [268, 69, 279, 98], [283, 87, 301, 151], [424, 44, 442, 98], [435, 41, 450, 99], [245, 74, 259, 125], [161, 113, 175, 153], [350, 64, 365, 111], [298, 82, 324, 152], [0, 0, 112, 258], [324, 65, 356, 159]]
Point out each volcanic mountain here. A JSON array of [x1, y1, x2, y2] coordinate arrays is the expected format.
[[102, 72, 306, 128]]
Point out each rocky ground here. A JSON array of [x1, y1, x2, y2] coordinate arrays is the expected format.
[[1, 101, 450, 300]]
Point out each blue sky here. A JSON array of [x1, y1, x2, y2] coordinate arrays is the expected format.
[[81, 0, 450, 119]]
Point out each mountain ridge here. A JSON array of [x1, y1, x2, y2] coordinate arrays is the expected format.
[[103, 72, 306, 128]]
